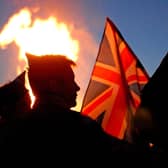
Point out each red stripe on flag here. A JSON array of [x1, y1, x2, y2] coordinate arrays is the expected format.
[[93, 65, 119, 83], [82, 89, 113, 115], [127, 75, 148, 83], [120, 47, 134, 71], [105, 86, 127, 137]]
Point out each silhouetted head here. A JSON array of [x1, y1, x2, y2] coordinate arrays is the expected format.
[[26, 53, 80, 109], [0, 71, 31, 120]]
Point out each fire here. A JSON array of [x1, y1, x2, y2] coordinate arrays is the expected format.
[[0, 8, 79, 107]]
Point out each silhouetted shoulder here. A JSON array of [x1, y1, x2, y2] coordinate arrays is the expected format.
[[0, 71, 31, 121]]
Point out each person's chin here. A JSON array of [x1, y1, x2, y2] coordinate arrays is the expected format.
[[69, 101, 76, 108]]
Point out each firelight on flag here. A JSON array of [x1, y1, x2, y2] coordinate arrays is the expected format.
[[81, 17, 149, 141]]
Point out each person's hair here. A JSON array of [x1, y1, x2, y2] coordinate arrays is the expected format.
[[26, 53, 76, 96]]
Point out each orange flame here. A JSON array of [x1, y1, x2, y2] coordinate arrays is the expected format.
[[0, 8, 79, 107]]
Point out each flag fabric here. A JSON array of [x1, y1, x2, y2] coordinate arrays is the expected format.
[[81, 17, 149, 140]]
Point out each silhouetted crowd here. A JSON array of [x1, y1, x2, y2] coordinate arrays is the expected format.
[[0, 53, 165, 166]]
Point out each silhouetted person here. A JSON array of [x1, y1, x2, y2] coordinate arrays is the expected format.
[[0, 71, 31, 123], [26, 53, 80, 110], [0, 53, 156, 165], [133, 52, 168, 152], [132, 53, 168, 165]]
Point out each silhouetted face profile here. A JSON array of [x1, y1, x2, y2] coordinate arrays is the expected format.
[[58, 64, 80, 108], [26, 53, 80, 109]]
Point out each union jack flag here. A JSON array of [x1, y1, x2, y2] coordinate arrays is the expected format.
[[81, 17, 149, 140]]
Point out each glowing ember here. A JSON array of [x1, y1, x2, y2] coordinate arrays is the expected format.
[[149, 142, 154, 148], [0, 7, 79, 107]]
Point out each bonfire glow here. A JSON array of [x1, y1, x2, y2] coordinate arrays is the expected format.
[[0, 7, 80, 107]]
